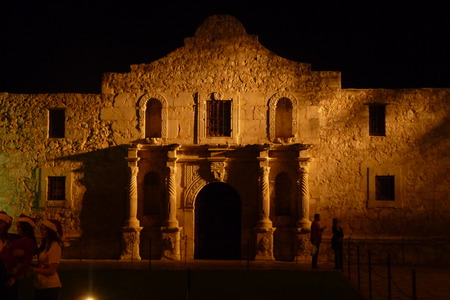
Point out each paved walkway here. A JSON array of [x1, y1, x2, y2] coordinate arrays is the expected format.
[[59, 259, 450, 299]]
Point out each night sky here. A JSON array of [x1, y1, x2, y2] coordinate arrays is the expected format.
[[1, 1, 449, 93]]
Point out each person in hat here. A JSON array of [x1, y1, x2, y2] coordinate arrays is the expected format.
[[32, 219, 63, 300], [0, 211, 13, 252], [0, 213, 38, 299], [0, 211, 14, 286]]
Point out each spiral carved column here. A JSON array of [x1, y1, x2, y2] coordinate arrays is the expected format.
[[121, 145, 143, 260], [161, 144, 182, 260], [255, 148, 275, 261], [296, 158, 312, 260]]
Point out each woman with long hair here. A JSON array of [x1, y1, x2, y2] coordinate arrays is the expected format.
[[0, 214, 38, 300], [32, 219, 63, 300]]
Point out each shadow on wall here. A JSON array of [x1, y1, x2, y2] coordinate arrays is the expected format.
[[59, 145, 129, 259]]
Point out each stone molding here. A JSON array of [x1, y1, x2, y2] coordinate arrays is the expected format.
[[137, 93, 168, 140], [268, 92, 299, 143]]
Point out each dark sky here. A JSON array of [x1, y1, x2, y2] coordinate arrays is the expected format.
[[1, 1, 450, 93]]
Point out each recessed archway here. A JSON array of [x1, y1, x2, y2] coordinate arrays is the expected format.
[[194, 182, 241, 260]]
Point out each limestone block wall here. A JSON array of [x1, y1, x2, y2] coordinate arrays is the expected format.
[[310, 88, 450, 264], [0, 92, 130, 258]]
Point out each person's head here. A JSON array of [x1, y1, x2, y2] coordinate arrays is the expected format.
[[40, 219, 63, 242], [333, 218, 339, 226], [16, 214, 37, 238], [314, 214, 320, 221], [0, 211, 13, 235]]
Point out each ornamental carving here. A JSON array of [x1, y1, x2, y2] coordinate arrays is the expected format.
[[184, 176, 208, 208], [210, 161, 226, 182]]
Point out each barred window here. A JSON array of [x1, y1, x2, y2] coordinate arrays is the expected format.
[[49, 109, 65, 138], [48, 176, 66, 200], [375, 175, 395, 201], [207, 100, 231, 137], [369, 104, 386, 136]]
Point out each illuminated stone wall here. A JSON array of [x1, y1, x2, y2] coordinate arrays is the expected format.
[[0, 15, 449, 263]]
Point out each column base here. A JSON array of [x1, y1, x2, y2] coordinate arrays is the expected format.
[[295, 228, 311, 262], [296, 218, 311, 233], [160, 227, 182, 261], [120, 226, 143, 260], [254, 227, 276, 261]]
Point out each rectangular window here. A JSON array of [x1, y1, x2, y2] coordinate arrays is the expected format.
[[49, 109, 65, 138], [369, 104, 386, 136], [207, 100, 231, 137], [375, 175, 395, 201], [48, 176, 66, 200]]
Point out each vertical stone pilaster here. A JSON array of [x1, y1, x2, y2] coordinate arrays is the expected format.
[[296, 157, 312, 260], [161, 144, 182, 260], [160, 227, 182, 260], [120, 226, 143, 260], [121, 144, 143, 260], [296, 158, 311, 231], [255, 146, 275, 260]]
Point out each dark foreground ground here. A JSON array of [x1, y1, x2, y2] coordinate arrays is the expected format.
[[17, 259, 450, 300], [18, 260, 363, 300]]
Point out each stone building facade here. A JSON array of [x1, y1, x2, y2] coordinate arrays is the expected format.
[[1, 15, 449, 264]]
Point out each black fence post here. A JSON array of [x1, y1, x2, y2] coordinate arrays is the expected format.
[[348, 237, 351, 280], [357, 245, 361, 291], [247, 238, 250, 270], [186, 268, 191, 300], [368, 250, 372, 300], [185, 234, 188, 263], [148, 238, 152, 271], [387, 253, 391, 300], [412, 269, 417, 300]]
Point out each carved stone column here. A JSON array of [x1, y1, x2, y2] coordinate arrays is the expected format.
[[161, 144, 182, 260], [296, 157, 312, 260], [121, 145, 143, 260], [296, 158, 311, 231], [255, 147, 275, 260]]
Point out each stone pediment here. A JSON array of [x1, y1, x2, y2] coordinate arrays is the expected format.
[[102, 15, 340, 94]]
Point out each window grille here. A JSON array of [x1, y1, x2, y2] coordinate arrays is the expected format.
[[375, 175, 395, 201], [207, 100, 231, 137], [49, 109, 65, 138], [48, 176, 66, 200], [369, 104, 386, 136]]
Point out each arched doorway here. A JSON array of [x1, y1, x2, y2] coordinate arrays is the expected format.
[[194, 182, 241, 260]]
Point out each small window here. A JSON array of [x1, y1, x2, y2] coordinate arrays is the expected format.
[[375, 175, 395, 201], [49, 109, 65, 138], [275, 98, 293, 138], [207, 100, 231, 137], [369, 104, 386, 136], [145, 99, 162, 138], [48, 176, 66, 200]]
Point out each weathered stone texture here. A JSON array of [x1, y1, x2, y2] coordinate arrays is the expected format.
[[0, 15, 449, 263]]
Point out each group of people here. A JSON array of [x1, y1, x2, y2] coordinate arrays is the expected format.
[[310, 213, 344, 270], [0, 211, 63, 300]]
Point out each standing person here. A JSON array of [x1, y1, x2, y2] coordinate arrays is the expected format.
[[331, 218, 344, 270], [32, 219, 63, 300], [310, 213, 326, 269], [0, 211, 14, 285], [0, 211, 13, 252], [0, 214, 38, 300]]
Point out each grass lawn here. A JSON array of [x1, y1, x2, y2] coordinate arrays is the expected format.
[[19, 269, 363, 300]]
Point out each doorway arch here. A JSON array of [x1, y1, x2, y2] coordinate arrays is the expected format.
[[194, 182, 241, 260]]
